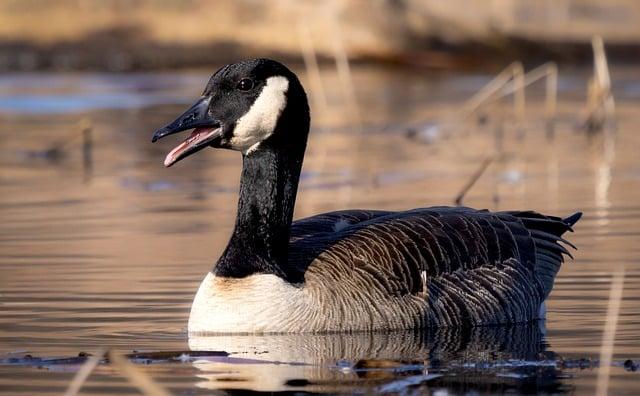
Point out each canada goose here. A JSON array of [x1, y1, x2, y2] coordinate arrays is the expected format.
[[151, 58, 581, 333]]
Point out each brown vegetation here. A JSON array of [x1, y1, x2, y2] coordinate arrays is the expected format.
[[1, 0, 640, 71]]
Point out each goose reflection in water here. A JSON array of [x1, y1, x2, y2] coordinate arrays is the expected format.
[[188, 323, 569, 394]]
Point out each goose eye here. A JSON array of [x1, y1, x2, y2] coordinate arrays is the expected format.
[[237, 78, 254, 91]]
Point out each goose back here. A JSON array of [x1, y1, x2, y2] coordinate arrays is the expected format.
[[289, 207, 579, 329]]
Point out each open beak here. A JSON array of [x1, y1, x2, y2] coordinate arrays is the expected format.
[[151, 96, 223, 167]]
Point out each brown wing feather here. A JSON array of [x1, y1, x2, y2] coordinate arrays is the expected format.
[[289, 207, 579, 326]]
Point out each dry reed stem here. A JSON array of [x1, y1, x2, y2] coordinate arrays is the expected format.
[[296, 18, 331, 213], [296, 21, 328, 114], [326, 4, 360, 128], [457, 61, 559, 135], [457, 63, 515, 122], [325, 1, 362, 205], [47, 116, 93, 152], [512, 62, 526, 134], [458, 62, 522, 122], [64, 349, 106, 396], [454, 157, 494, 206], [582, 36, 616, 132], [448, 63, 523, 163], [482, 63, 558, 128], [595, 268, 625, 396], [109, 350, 171, 396], [593, 36, 616, 124], [544, 63, 558, 132], [80, 117, 93, 182]]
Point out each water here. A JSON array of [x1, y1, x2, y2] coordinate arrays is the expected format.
[[1, 64, 639, 395]]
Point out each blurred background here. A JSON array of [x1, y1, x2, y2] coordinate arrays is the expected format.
[[1, 1, 639, 395], [1, 0, 640, 71]]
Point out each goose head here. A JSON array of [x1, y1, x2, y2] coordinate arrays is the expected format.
[[152, 58, 310, 166]]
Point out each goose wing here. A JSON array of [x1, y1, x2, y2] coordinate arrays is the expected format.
[[290, 209, 392, 241], [289, 207, 580, 325]]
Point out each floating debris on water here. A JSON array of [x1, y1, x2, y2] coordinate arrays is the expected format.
[[354, 359, 425, 373], [376, 373, 443, 393], [405, 123, 443, 145], [0, 350, 228, 368], [125, 350, 229, 364], [624, 359, 638, 372], [498, 169, 525, 184]]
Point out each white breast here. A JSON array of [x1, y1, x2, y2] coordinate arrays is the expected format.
[[188, 272, 308, 333]]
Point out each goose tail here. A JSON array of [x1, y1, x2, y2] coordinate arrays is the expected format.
[[563, 211, 583, 230], [503, 210, 582, 299]]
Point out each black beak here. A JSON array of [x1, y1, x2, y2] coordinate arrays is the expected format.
[[151, 96, 218, 142]]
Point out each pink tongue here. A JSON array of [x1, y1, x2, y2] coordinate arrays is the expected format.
[[163, 127, 216, 167], [164, 141, 189, 167]]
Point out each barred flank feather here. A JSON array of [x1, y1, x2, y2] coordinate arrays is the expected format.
[[289, 207, 581, 329]]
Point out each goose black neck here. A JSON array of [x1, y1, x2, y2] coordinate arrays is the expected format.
[[214, 135, 307, 282]]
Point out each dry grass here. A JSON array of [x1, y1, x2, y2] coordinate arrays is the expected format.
[[297, 21, 327, 115], [64, 349, 106, 396], [581, 36, 616, 132], [454, 157, 494, 206], [109, 350, 172, 396], [63, 349, 171, 396], [596, 269, 625, 396], [456, 62, 526, 124], [455, 61, 559, 129]]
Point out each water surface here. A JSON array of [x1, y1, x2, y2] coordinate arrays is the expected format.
[[1, 65, 639, 395]]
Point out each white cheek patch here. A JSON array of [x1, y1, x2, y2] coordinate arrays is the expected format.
[[231, 76, 289, 154]]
